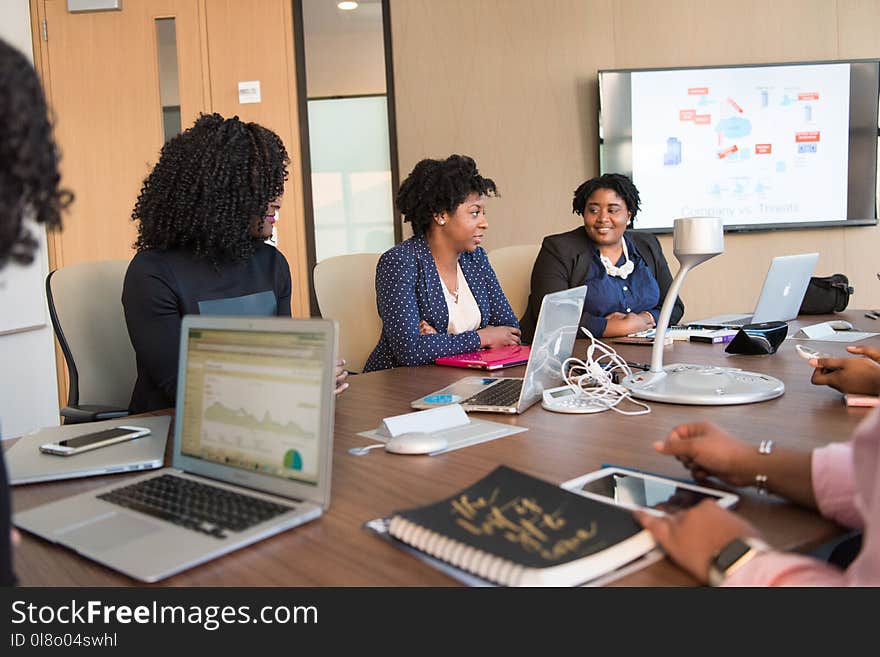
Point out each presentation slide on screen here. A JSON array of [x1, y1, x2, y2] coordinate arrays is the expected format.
[[630, 63, 851, 229]]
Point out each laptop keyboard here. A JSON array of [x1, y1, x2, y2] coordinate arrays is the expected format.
[[463, 378, 523, 407], [98, 474, 292, 539]]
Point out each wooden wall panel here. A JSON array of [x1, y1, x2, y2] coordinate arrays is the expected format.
[[390, 0, 614, 239], [390, 0, 880, 319], [203, 0, 310, 317]]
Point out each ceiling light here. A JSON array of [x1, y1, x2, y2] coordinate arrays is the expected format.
[[337, 1, 358, 10]]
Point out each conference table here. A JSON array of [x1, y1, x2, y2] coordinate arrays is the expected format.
[[10, 312, 878, 586]]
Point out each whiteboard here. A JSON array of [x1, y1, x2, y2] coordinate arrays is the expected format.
[[0, 224, 50, 336]]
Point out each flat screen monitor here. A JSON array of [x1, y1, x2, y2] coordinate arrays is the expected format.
[[599, 60, 880, 232]]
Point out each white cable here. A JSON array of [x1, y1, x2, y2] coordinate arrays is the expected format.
[[560, 327, 651, 416]]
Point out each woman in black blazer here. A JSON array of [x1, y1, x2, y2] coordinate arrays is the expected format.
[[520, 174, 684, 343]]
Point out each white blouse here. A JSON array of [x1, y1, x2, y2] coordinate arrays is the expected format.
[[440, 264, 481, 334]]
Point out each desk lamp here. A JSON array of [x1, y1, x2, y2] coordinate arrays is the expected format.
[[620, 217, 784, 405]]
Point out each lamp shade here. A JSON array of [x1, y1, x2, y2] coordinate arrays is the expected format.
[[673, 216, 724, 268], [620, 214, 784, 405]]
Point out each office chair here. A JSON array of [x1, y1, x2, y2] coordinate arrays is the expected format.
[[313, 253, 382, 373], [487, 244, 541, 319], [46, 259, 137, 424]]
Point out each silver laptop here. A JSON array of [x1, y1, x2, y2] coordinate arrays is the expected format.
[[6, 416, 170, 485], [411, 286, 586, 414], [687, 252, 818, 328], [15, 315, 337, 583]]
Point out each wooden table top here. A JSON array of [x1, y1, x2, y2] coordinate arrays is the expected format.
[[10, 312, 878, 586]]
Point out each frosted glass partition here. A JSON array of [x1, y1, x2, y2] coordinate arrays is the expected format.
[[155, 18, 181, 142], [307, 96, 394, 262]]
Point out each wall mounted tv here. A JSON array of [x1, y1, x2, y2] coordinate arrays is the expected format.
[[598, 60, 880, 232]]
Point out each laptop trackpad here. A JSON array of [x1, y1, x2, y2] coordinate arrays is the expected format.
[[57, 513, 161, 553]]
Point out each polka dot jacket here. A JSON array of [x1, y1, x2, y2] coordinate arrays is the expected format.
[[363, 235, 518, 372]]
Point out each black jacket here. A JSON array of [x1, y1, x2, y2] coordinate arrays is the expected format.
[[122, 244, 292, 413], [519, 227, 684, 343]]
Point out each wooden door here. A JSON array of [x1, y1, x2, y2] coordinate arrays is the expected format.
[[33, 0, 206, 268]]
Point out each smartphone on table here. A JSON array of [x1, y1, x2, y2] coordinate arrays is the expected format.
[[39, 426, 151, 456]]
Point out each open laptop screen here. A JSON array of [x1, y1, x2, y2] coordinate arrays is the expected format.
[[179, 327, 327, 486]]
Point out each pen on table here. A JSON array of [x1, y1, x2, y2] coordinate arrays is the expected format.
[[866, 311, 880, 320]]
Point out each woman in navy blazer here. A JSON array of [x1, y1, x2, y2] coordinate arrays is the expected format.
[[364, 155, 520, 372]]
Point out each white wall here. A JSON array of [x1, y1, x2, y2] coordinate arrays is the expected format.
[[0, 0, 61, 439]]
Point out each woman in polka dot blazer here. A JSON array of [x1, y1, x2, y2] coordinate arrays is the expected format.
[[363, 155, 521, 372]]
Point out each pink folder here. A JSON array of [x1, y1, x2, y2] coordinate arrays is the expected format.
[[434, 345, 531, 370]]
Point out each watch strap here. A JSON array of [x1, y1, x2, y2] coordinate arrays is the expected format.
[[708, 537, 770, 586]]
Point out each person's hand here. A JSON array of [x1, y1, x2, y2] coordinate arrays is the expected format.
[[847, 345, 880, 363], [334, 359, 349, 395], [638, 311, 656, 328], [809, 356, 880, 395], [477, 325, 521, 348], [653, 421, 758, 487], [419, 320, 437, 335], [11, 528, 20, 547], [604, 312, 655, 337], [634, 500, 763, 584]]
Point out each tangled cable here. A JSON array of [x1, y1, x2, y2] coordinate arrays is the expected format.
[[560, 327, 651, 415]]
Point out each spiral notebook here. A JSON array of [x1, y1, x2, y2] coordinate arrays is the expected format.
[[381, 465, 655, 587]]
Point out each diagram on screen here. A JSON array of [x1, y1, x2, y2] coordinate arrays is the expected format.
[[630, 63, 850, 229]]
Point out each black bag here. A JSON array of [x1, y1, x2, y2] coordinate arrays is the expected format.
[[798, 274, 854, 314]]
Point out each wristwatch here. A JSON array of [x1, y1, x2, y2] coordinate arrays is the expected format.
[[708, 537, 770, 586]]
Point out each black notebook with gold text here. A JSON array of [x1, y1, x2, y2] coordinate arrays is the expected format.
[[383, 465, 656, 587]]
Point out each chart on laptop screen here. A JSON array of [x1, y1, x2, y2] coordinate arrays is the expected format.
[[180, 329, 325, 485]]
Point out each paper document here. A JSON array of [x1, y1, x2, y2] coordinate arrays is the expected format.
[[791, 321, 879, 342]]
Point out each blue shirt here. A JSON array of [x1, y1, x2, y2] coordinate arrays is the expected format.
[[364, 235, 518, 372], [582, 236, 660, 337]]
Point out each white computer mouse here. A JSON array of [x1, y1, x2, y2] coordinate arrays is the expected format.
[[829, 320, 853, 331], [385, 432, 449, 455]]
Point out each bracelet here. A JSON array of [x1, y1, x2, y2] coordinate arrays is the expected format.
[[755, 439, 774, 495]]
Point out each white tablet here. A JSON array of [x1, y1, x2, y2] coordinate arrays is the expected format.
[[561, 467, 739, 516]]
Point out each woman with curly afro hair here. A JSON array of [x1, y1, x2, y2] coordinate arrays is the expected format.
[[122, 113, 347, 412], [363, 154, 520, 372], [0, 37, 74, 585], [0, 40, 72, 269]]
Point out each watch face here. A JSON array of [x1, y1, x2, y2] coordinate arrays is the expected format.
[[714, 538, 752, 571]]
